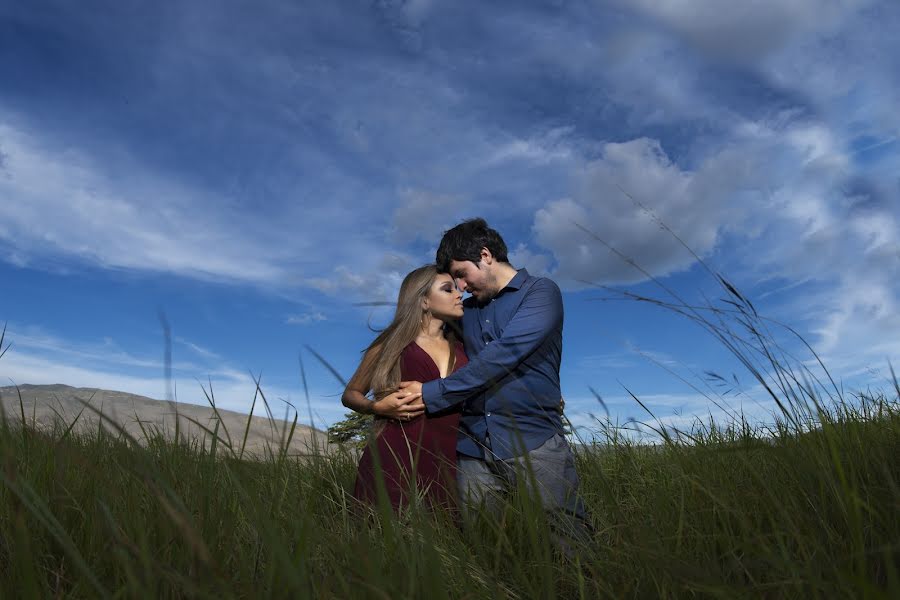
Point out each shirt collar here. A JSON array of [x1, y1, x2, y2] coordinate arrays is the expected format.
[[501, 268, 529, 292]]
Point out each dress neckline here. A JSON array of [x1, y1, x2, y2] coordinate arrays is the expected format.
[[411, 340, 455, 379]]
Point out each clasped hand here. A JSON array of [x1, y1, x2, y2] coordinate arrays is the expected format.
[[374, 381, 424, 421]]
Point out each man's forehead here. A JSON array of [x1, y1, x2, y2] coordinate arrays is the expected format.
[[448, 259, 475, 273]]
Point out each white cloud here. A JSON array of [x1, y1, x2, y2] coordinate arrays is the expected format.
[[175, 337, 222, 361], [0, 118, 298, 285], [531, 137, 725, 286], [0, 115, 428, 305], [526, 115, 859, 287], [738, 130, 899, 367], [0, 112, 469, 321], [624, 0, 872, 64], [486, 127, 576, 166], [286, 312, 327, 326], [307, 265, 395, 297], [8, 326, 200, 372], [508, 242, 552, 277], [762, 7, 900, 138], [523, 105, 898, 378], [301, 248, 428, 310]]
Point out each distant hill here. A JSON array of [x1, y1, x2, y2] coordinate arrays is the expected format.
[[0, 384, 329, 458]]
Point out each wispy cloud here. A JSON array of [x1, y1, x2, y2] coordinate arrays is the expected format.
[[174, 337, 222, 361], [8, 325, 199, 373], [0, 118, 296, 285], [286, 312, 327, 326], [574, 353, 637, 372]]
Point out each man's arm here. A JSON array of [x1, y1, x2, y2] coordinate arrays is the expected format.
[[419, 278, 562, 414], [342, 345, 425, 420]]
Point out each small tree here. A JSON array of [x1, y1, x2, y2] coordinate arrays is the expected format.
[[326, 411, 374, 448]]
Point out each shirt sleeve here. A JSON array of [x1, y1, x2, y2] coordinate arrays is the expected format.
[[422, 278, 562, 414]]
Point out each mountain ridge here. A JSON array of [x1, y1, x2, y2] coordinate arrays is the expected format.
[[0, 383, 330, 458]]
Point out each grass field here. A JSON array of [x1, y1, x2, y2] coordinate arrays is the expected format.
[[1, 380, 897, 598]]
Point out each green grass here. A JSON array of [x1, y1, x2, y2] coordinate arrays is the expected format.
[[0, 385, 897, 599]]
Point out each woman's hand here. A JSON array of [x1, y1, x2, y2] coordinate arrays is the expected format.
[[373, 389, 425, 421]]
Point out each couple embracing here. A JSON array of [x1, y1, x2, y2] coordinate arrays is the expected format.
[[341, 218, 589, 542]]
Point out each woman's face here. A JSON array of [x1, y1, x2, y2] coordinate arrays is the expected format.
[[425, 273, 463, 321]]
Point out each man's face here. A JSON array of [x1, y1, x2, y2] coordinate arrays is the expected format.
[[449, 259, 494, 302]]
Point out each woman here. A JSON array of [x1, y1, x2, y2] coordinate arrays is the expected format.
[[342, 265, 467, 510]]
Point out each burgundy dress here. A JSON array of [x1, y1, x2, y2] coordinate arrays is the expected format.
[[353, 341, 468, 510]]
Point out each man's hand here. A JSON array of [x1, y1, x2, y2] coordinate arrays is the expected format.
[[373, 388, 424, 421], [399, 380, 423, 396]]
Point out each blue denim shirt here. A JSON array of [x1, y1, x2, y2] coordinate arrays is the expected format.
[[422, 269, 565, 460]]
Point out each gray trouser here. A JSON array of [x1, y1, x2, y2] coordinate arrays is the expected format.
[[457, 433, 591, 546]]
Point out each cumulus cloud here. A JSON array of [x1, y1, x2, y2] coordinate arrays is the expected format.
[[525, 104, 872, 285], [531, 137, 725, 285], [526, 110, 898, 375], [508, 242, 552, 277]]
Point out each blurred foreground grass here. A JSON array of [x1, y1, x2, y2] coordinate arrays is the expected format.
[[1, 385, 897, 599]]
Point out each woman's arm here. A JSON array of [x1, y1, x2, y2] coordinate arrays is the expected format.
[[341, 345, 425, 420], [341, 345, 381, 414]]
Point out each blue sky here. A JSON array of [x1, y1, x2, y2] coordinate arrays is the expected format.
[[1, 0, 898, 438]]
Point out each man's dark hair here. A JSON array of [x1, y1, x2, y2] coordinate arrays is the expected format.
[[436, 217, 509, 273]]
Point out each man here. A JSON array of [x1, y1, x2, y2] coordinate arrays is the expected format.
[[399, 218, 590, 543]]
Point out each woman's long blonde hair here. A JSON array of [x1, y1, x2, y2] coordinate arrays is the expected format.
[[360, 264, 459, 400]]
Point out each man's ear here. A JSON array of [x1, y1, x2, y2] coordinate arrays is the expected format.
[[480, 247, 493, 265]]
